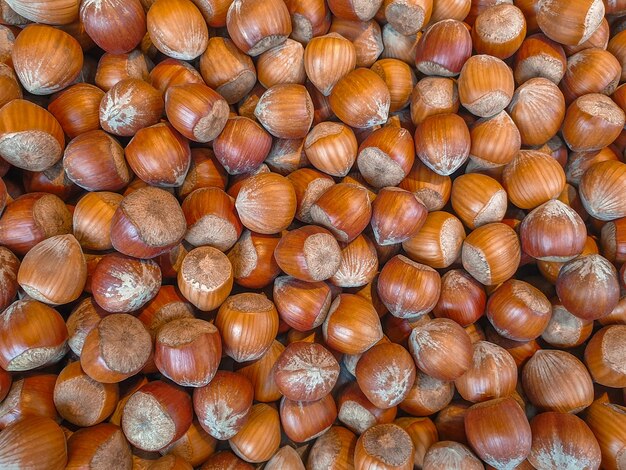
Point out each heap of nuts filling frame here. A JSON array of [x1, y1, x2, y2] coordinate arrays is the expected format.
[[0, 0, 626, 468]]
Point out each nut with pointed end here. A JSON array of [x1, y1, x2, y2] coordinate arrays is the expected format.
[[579, 160, 626, 221], [63, 130, 132, 192], [177, 246, 233, 311], [402, 211, 465, 269], [377, 255, 441, 319], [226, 0, 292, 56], [414, 19, 471, 77], [357, 126, 414, 187], [0, 374, 58, 430], [508, 77, 565, 146], [273, 276, 331, 331], [556, 254, 620, 321], [0, 99, 65, 172], [528, 412, 601, 470], [235, 172, 297, 234], [122, 380, 193, 452], [80, 0, 145, 54], [522, 350, 594, 413], [520, 199, 587, 262], [451, 173, 507, 230], [53, 361, 119, 427], [561, 48, 620, 104], [213, 117, 272, 176], [182, 187, 242, 251], [257, 38, 306, 88], [99, 78, 164, 137], [281, 394, 337, 443], [356, 342, 416, 409], [65, 423, 132, 470], [304, 33, 356, 96], [415, 113, 470, 176], [371, 188, 427, 246], [228, 403, 281, 463], [354, 423, 414, 470], [409, 318, 473, 382], [12, 24, 82, 95], [227, 230, 280, 289], [255, 84, 314, 139], [329, 68, 390, 128], [304, 122, 358, 177], [80, 313, 152, 383], [469, 110, 521, 169], [502, 150, 566, 210], [92, 253, 161, 313], [464, 397, 531, 470], [147, 0, 208, 60], [307, 426, 357, 469], [330, 234, 378, 288], [561, 94, 625, 153], [323, 294, 383, 354], [155, 318, 222, 387], [454, 341, 517, 403], [0, 417, 67, 470], [193, 371, 253, 440], [584, 325, 626, 388], [433, 269, 486, 327], [462, 222, 521, 286], [274, 225, 342, 282], [273, 341, 339, 401], [199, 37, 257, 104], [216, 293, 278, 362], [125, 123, 191, 188], [536, 0, 604, 46], [17, 234, 86, 305], [310, 182, 372, 243], [165, 83, 230, 143], [111, 187, 187, 259], [457, 55, 514, 118], [486, 280, 552, 342]]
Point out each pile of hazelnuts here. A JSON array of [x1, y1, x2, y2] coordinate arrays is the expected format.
[[1, 0, 626, 468]]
